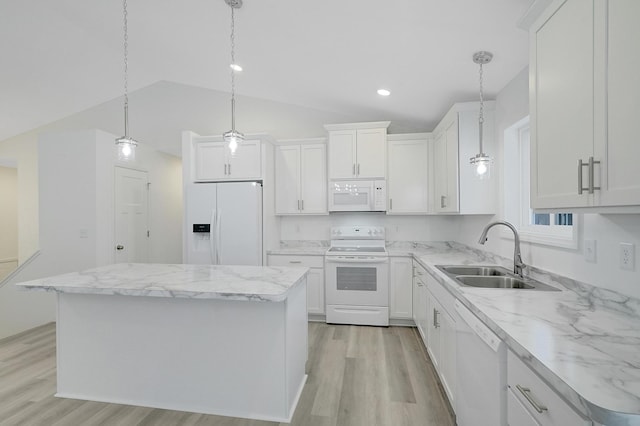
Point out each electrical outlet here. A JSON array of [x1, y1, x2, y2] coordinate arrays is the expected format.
[[620, 243, 635, 271], [584, 240, 596, 263]]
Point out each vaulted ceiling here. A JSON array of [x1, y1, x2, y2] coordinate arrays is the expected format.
[[1, 0, 532, 145]]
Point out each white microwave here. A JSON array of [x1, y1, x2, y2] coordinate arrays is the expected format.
[[328, 180, 386, 212]]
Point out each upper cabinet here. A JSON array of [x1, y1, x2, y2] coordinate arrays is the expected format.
[[529, 0, 640, 210], [432, 102, 497, 215], [387, 134, 430, 214], [325, 122, 390, 180], [193, 140, 261, 182], [275, 139, 327, 215]]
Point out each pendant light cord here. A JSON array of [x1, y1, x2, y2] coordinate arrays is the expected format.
[[122, 0, 130, 138], [478, 61, 484, 154], [230, 6, 236, 132]]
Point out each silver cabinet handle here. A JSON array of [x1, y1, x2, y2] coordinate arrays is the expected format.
[[297, 200, 300, 210], [440, 195, 446, 208], [578, 159, 585, 194], [588, 156, 601, 194], [357, 163, 360, 175], [390, 198, 393, 210], [116, 245, 124, 250], [228, 163, 231, 175], [224, 164, 227, 175], [301, 200, 304, 210], [289, 260, 302, 264], [433, 309, 440, 328], [516, 385, 548, 413], [352, 164, 356, 176]]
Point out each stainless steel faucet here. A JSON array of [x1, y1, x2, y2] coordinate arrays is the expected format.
[[478, 221, 526, 277]]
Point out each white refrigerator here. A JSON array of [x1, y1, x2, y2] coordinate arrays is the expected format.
[[184, 181, 263, 265]]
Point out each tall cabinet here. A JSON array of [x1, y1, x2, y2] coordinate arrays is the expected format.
[[529, 0, 640, 210]]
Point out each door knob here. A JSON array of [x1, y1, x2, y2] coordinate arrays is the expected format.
[[116, 245, 124, 250]]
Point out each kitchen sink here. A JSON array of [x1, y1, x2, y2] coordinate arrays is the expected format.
[[436, 265, 560, 291], [438, 265, 509, 277]]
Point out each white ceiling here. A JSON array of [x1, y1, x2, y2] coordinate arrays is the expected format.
[[0, 0, 533, 143]]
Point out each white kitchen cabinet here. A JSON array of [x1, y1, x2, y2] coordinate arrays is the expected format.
[[325, 122, 390, 179], [387, 134, 430, 214], [195, 140, 261, 182], [507, 349, 591, 426], [432, 102, 496, 214], [389, 256, 413, 320], [529, 0, 640, 210], [267, 254, 325, 316], [275, 140, 327, 215]]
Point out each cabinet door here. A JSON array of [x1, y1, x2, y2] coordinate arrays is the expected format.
[[356, 128, 386, 178], [427, 290, 441, 369], [328, 130, 357, 179], [598, 0, 640, 206], [229, 140, 261, 179], [433, 122, 459, 213], [275, 145, 301, 214], [389, 257, 413, 319], [195, 142, 227, 181], [531, 0, 594, 208], [439, 307, 456, 406], [507, 389, 541, 426], [388, 139, 429, 213], [307, 268, 325, 315], [300, 144, 327, 214]]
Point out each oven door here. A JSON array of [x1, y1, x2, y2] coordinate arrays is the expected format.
[[325, 256, 389, 306]]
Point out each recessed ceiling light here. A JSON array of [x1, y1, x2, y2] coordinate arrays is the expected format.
[[377, 89, 390, 96], [230, 63, 243, 72]]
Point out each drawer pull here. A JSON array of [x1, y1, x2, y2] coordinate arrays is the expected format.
[[516, 384, 548, 413], [289, 260, 302, 264]]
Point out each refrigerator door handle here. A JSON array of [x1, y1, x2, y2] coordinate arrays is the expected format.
[[209, 209, 218, 264], [216, 208, 222, 264]]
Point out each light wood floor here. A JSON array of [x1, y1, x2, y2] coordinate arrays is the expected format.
[[0, 322, 455, 426]]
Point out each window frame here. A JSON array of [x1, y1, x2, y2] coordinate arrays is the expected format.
[[503, 116, 579, 250]]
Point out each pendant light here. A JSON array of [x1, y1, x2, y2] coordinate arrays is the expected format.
[[222, 0, 244, 155], [115, 0, 138, 161], [469, 51, 493, 179]]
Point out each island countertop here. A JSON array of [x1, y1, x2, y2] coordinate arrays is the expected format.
[[16, 263, 309, 302]]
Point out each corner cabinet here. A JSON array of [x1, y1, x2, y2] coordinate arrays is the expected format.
[[387, 134, 430, 214], [530, 0, 640, 210], [267, 254, 325, 316], [193, 140, 261, 182], [275, 140, 327, 215], [325, 122, 390, 179], [432, 102, 497, 214]]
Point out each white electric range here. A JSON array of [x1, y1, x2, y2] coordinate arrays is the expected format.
[[324, 226, 389, 326]]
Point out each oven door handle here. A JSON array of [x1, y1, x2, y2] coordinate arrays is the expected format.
[[325, 257, 388, 264]]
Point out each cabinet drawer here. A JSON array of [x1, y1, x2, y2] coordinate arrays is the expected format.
[[267, 255, 324, 268], [508, 387, 541, 426], [507, 350, 590, 426]]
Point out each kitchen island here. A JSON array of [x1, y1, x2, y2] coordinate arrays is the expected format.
[[17, 263, 309, 422]]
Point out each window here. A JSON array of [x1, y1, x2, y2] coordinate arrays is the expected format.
[[503, 117, 578, 249]]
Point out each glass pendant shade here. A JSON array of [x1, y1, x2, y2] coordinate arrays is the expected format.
[[223, 129, 244, 155], [116, 136, 138, 161], [470, 153, 491, 179]]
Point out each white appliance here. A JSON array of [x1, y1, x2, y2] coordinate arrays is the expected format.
[[455, 299, 507, 426], [328, 180, 386, 212], [184, 181, 263, 265], [325, 226, 389, 326]]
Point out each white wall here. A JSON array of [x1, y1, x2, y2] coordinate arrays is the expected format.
[[280, 213, 461, 242], [456, 68, 640, 299], [0, 166, 18, 261], [0, 129, 182, 340]]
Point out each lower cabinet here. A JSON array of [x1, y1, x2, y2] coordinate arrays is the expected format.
[[507, 349, 591, 426], [267, 254, 325, 316], [413, 261, 457, 408], [389, 256, 413, 319]]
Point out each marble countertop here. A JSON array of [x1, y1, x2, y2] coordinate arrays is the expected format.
[[16, 263, 309, 302], [411, 245, 640, 426]]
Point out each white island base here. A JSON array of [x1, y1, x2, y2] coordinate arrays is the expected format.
[[55, 281, 307, 422]]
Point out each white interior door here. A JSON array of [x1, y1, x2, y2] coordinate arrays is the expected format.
[[114, 167, 149, 263]]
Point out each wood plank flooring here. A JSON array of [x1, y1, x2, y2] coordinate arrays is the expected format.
[[0, 322, 455, 426]]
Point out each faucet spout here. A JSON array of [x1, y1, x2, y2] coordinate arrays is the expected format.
[[477, 220, 526, 277]]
